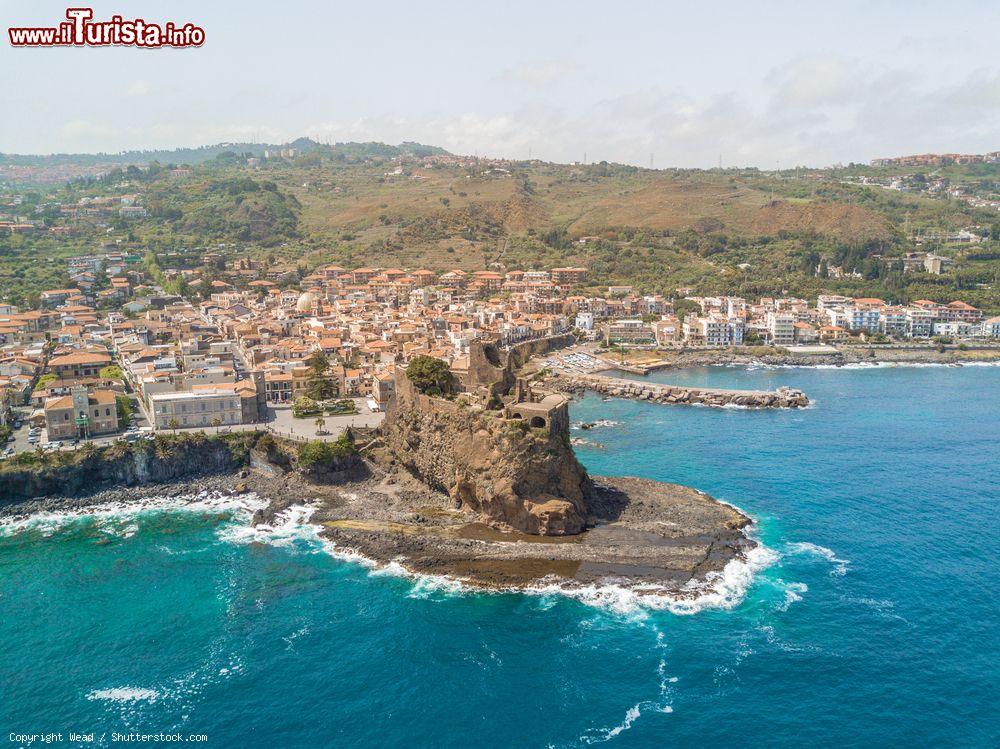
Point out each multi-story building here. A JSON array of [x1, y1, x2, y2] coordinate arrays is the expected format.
[[684, 314, 743, 347], [905, 308, 935, 338], [47, 350, 113, 380], [606, 319, 655, 344], [827, 306, 881, 333], [44, 386, 119, 440], [149, 386, 245, 430], [653, 316, 682, 347], [767, 312, 796, 346]]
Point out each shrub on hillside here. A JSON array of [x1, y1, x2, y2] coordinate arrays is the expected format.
[[405, 355, 453, 396], [297, 434, 356, 470]]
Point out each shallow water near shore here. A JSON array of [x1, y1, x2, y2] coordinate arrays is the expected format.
[[2, 365, 998, 747]]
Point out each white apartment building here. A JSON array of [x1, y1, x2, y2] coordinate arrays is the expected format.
[[905, 308, 935, 338], [817, 295, 854, 313], [880, 307, 910, 337], [684, 314, 744, 347], [767, 312, 796, 346], [827, 306, 881, 333], [932, 321, 976, 338]]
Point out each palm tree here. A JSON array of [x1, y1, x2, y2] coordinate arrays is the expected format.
[[315, 415, 326, 435], [212, 417, 222, 433], [167, 417, 179, 434]]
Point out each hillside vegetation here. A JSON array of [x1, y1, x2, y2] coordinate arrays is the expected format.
[[2, 142, 998, 310]]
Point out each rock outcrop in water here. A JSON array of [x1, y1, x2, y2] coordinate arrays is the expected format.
[[554, 373, 809, 408], [381, 339, 591, 535]]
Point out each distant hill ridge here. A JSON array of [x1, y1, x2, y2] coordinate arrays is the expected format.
[[0, 139, 451, 167], [871, 152, 1000, 167]]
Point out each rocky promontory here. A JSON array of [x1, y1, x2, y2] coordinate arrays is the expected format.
[[0, 338, 763, 595]]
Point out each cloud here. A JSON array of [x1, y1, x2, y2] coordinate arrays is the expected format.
[[126, 81, 151, 97], [31, 54, 1000, 168], [60, 120, 116, 139], [494, 58, 580, 88]]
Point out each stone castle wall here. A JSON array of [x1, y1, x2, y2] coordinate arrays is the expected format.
[[382, 339, 590, 535]]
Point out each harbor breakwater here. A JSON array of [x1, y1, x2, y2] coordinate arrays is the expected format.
[[553, 373, 809, 408]]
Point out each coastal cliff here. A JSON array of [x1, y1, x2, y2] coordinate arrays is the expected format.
[[0, 432, 366, 505], [382, 356, 591, 535], [0, 433, 255, 504]]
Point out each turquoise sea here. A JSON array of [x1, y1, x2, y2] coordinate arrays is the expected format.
[[1, 364, 998, 748]]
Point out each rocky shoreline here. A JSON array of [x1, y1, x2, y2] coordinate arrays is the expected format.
[[551, 373, 809, 408], [0, 463, 757, 597], [606, 345, 1000, 371]]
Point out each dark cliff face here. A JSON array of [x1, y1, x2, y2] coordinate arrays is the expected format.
[[382, 371, 591, 536], [0, 435, 252, 504]]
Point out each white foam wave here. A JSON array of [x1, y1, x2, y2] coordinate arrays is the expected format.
[[573, 419, 622, 430], [87, 687, 160, 704], [774, 581, 809, 612], [563, 543, 778, 617], [310, 516, 780, 618], [0, 491, 266, 539], [581, 700, 673, 744], [216, 504, 320, 548], [785, 542, 849, 576]]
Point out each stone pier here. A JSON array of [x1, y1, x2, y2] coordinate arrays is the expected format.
[[553, 373, 809, 409]]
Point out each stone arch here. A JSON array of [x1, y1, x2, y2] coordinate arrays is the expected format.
[[529, 415, 546, 429]]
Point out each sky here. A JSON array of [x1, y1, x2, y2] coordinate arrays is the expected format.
[[1, 0, 999, 167]]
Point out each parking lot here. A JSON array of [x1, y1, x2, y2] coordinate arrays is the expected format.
[[2, 394, 151, 458]]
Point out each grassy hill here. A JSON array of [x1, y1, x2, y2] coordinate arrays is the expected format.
[[2, 144, 998, 310]]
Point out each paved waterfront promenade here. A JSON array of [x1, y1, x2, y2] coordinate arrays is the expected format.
[[553, 372, 809, 408]]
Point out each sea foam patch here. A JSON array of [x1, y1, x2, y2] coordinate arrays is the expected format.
[[215, 503, 320, 548], [785, 541, 850, 576], [86, 687, 160, 704], [0, 491, 266, 539]]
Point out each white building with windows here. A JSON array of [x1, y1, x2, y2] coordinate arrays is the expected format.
[[767, 312, 796, 346], [827, 306, 881, 333], [149, 387, 243, 429]]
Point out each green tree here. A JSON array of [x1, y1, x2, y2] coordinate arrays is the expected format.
[[405, 355, 452, 396], [100, 365, 124, 381], [297, 434, 356, 470], [304, 351, 334, 400], [115, 395, 133, 426], [671, 298, 701, 321], [34, 373, 56, 392], [292, 396, 319, 418]]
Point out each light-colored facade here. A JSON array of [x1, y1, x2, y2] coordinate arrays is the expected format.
[[767, 312, 796, 346], [44, 386, 119, 440], [149, 387, 243, 429]]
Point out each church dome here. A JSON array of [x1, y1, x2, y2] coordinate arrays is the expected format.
[[295, 291, 316, 313]]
